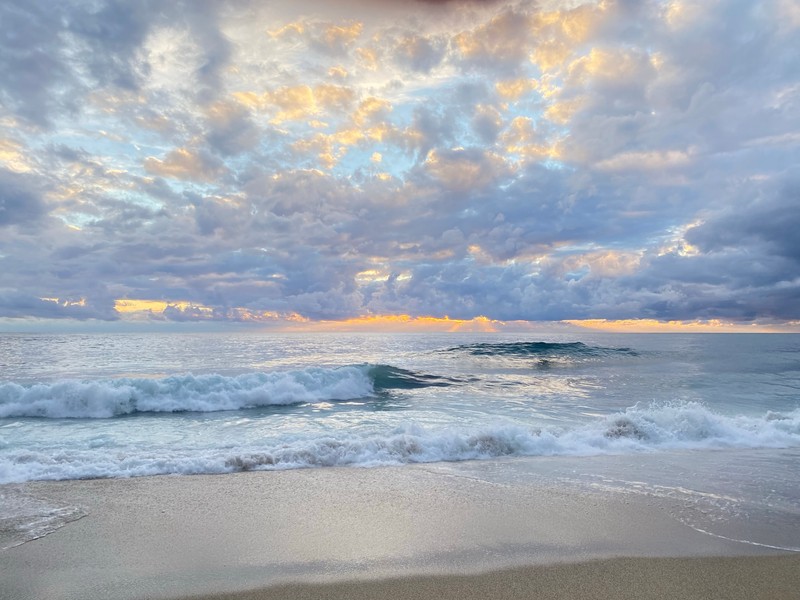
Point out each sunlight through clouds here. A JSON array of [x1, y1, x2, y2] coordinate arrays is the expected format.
[[0, 0, 798, 330]]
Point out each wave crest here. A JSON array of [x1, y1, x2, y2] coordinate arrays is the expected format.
[[0, 364, 458, 419]]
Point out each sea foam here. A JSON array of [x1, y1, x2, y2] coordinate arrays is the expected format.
[[0, 365, 459, 419], [0, 367, 376, 418], [2, 402, 798, 483]]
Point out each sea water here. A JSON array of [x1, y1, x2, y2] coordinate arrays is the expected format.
[[1, 332, 799, 550]]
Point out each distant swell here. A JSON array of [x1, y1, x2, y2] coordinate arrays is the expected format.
[[448, 341, 638, 358], [2, 403, 799, 483], [0, 365, 453, 419]]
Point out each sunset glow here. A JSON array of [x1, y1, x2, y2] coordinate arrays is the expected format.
[[283, 314, 503, 332], [1, 1, 798, 331], [563, 319, 800, 334]]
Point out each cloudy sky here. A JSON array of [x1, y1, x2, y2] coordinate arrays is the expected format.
[[1, 0, 799, 331]]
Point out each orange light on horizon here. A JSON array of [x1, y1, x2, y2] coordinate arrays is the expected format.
[[114, 299, 213, 314], [563, 318, 792, 333], [279, 314, 504, 333], [108, 299, 799, 333]]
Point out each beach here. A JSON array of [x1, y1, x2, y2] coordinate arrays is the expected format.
[[3, 457, 798, 600], [191, 557, 800, 600], [3, 333, 800, 599], [2, 0, 800, 593]]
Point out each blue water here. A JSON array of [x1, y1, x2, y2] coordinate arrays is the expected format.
[[2, 332, 800, 552], [0, 332, 798, 482]]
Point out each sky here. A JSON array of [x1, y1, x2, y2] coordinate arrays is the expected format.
[[1, 0, 799, 332]]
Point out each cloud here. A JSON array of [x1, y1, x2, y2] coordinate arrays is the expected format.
[[392, 33, 448, 73], [234, 84, 357, 124], [0, 1, 150, 127], [204, 101, 260, 156], [270, 19, 364, 56], [421, 147, 509, 191], [453, 8, 532, 73], [0, 0, 798, 327], [0, 169, 47, 227], [0, 291, 118, 320], [144, 148, 226, 182], [595, 148, 694, 172]]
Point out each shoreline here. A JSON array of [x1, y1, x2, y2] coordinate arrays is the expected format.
[[2, 458, 798, 599]]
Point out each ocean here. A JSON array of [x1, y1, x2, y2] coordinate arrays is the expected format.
[[1, 332, 799, 552]]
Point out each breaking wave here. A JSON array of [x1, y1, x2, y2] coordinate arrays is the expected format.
[[0, 365, 454, 419], [2, 402, 798, 483]]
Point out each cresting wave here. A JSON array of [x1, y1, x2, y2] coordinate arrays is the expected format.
[[0, 365, 453, 419], [2, 402, 798, 483]]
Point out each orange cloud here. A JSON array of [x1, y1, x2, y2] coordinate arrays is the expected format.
[[323, 22, 363, 48], [114, 299, 309, 324], [282, 314, 502, 332], [143, 148, 224, 182], [233, 84, 355, 124], [501, 116, 559, 161], [495, 78, 538, 101], [424, 149, 509, 191]]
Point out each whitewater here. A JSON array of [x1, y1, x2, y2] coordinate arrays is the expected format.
[[1, 333, 799, 484], [2, 331, 800, 552]]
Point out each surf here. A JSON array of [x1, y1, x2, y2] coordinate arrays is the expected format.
[[0, 364, 457, 419]]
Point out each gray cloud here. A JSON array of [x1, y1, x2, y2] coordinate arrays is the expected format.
[[0, 0, 233, 129], [0, 170, 47, 227], [0, 0, 798, 326], [0, 290, 119, 321], [0, 1, 151, 127], [686, 178, 800, 265]]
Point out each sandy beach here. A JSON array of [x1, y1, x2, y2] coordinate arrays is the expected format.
[[2, 457, 798, 600], [186, 556, 800, 600]]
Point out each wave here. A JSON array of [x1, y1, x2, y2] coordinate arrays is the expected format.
[[0, 365, 454, 419], [370, 364, 463, 389], [3, 403, 798, 483], [446, 341, 638, 360]]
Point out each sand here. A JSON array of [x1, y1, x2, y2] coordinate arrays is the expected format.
[[186, 555, 800, 600], [2, 459, 798, 600]]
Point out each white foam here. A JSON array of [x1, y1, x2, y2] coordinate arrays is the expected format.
[[1, 402, 798, 483], [0, 367, 376, 419], [0, 486, 86, 549]]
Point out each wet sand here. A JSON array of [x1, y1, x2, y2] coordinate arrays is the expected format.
[[186, 555, 800, 600], [2, 461, 797, 600]]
